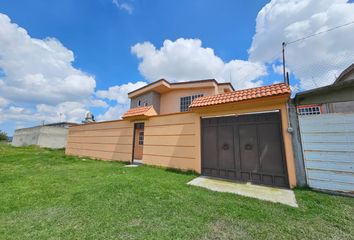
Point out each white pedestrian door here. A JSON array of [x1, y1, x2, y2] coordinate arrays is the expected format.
[[298, 113, 354, 194]]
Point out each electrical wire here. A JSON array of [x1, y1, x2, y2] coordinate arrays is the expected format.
[[286, 20, 354, 45]]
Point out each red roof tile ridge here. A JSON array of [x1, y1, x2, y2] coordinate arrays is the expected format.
[[190, 83, 290, 108], [122, 105, 153, 117]]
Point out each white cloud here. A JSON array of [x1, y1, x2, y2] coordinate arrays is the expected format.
[[0, 13, 102, 130], [249, 0, 354, 89], [0, 13, 96, 105], [112, 0, 134, 14], [90, 99, 109, 108], [0, 97, 8, 108], [0, 102, 88, 124], [96, 105, 127, 121], [272, 64, 291, 75], [96, 81, 147, 104], [36, 102, 88, 122], [131, 38, 267, 89], [96, 81, 147, 121], [8, 106, 28, 114]]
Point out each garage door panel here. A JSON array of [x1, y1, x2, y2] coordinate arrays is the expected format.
[[274, 176, 287, 187], [202, 112, 288, 188], [239, 125, 259, 172], [202, 126, 218, 169], [262, 175, 273, 185], [258, 123, 285, 174], [218, 125, 235, 170]]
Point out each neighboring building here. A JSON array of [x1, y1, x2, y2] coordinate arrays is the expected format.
[[294, 64, 354, 195], [12, 122, 78, 149], [66, 80, 298, 189], [295, 63, 354, 115], [128, 79, 234, 114]]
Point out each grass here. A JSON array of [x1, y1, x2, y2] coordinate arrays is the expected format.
[[0, 144, 353, 240]]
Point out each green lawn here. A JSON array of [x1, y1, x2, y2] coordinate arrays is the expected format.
[[0, 144, 353, 240]]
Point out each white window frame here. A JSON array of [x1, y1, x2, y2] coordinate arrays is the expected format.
[[180, 94, 203, 112], [297, 106, 321, 115]]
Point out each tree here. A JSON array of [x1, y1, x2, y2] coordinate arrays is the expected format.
[[0, 130, 8, 141]]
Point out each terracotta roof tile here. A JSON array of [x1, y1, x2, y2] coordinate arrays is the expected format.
[[189, 83, 291, 108], [122, 106, 153, 118]]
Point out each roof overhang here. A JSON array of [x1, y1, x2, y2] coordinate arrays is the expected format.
[[333, 63, 354, 84], [294, 79, 354, 105], [122, 106, 158, 120], [128, 79, 234, 98], [190, 94, 290, 113]]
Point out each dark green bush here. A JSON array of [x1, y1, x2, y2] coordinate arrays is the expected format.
[[0, 130, 8, 141]]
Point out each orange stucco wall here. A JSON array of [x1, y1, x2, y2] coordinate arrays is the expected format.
[[66, 96, 297, 188], [141, 113, 200, 170], [65, 120, 134, 162], [159, 87, 216, 114]]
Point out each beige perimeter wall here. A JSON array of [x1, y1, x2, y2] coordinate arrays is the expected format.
[[65, 120, 134, 162], [65, 98, 296, 187], [142, 112, 200, 171], [66, 112, 200, 171]]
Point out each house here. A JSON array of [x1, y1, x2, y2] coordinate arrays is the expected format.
[[127, 79, 234, 114], [293, 64, 354, 194], [66, 79, 297, 189], [12, 122, 78, 149], [295, 63, 354, 115]]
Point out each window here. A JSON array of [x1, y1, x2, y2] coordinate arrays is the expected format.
[[180, 96, 191, 112], [297, 106, 321, 115], [137, 99, 148, 107], [138, 131, 144, 145], [180, 94, 203, 112]]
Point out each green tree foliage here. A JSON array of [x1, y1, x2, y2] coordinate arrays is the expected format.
[[0, 130, 8, 141]]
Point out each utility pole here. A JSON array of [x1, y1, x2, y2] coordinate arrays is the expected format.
[[282, 42, 287, 84], [59, 113, 63, 122]]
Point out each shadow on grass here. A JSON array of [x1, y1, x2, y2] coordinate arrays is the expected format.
[[164, 167, 198, 176]]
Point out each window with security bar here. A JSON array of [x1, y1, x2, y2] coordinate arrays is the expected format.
[[180, 94, 203, 112], [297, 106, 321, 115]]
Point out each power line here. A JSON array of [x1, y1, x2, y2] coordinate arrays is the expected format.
[[286, 20, 354, 45]]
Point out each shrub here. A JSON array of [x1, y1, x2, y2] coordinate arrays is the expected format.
[[0, 130, 8, 141]]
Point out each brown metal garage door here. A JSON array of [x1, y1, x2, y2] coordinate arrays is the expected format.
[[201, 112, 289, 188]]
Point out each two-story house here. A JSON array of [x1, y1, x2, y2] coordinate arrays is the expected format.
[[67, 79, 297, 189], [127, 79, 234, 114], [123, 79, 234, 160]]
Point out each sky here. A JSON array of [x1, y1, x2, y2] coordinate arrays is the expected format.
[[0, 0, 354, 135]]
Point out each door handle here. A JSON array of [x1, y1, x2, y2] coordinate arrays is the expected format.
[[222, 143, 229, 150], [245, 144, 252, 150]]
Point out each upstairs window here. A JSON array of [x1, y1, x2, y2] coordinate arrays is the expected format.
[[180, 94, 203, 112], [297, 105, 322, 115], [137, 100, 148, 107]]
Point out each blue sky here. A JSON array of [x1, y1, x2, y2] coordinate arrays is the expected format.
[[0, 0, 267, 87], [0, 0, 353, 135]]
